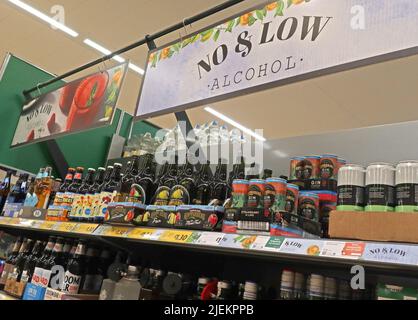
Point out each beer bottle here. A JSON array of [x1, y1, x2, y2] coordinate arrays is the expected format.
[[42, 237, 65, 289], [97, 164, 122, 222], [0, 171, 13, 213], [193, 161, 213, 205], [62, 240, 74, 268], [67, 167, 84, 221], [5, 173, 29, 206], [62, 240, 87, 294], [77, 168, 96, 221], [80, 246, 101, 294], [8, 238, 34, 283], [54, 168, 75, 207], [0, 237, 22, 289], [92, 166, 113, 221], [36, 167, 53, 209], [262, 169, 273, 180], [153, 157, 178, 206], [85, 167, 105, 222], [119, 156, 141, 202], [97, 248, 113, 280], [31, 236, 56, 286], [135, 154, 157, 205], [169, 160, 196, 206], [31, 237, 56, 286], [20, 240, 45, 284], [211, 159, 228, 206], [23, 176, 37, 207]]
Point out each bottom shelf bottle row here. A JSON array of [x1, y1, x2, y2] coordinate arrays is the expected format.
[[0, 233, 417, 301]]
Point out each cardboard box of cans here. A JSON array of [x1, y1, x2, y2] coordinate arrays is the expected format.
[[104, 203, 223, 231]]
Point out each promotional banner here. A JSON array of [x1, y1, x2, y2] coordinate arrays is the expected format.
[[136, 0, 418, 119], [12, 62, 128, 147]]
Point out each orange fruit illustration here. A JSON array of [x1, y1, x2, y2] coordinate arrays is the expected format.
[[292, 0, 304, 4], [266, 3, 278, 11], [240, 13, 251, 26], [161, 47, 171, 59]]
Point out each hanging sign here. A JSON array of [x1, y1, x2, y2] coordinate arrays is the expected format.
[[12, 62, 128, 147], [136, 0, 418, 119]]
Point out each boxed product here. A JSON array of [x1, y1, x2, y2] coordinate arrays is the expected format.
[[329, 211, 418, 243], [22, 283, 47, 300], [143, 205, 177, 228], [104, 202, 147, 226], [44, 288, 99, 300], [46, 205, 70, 221], [18, 207, 47, 220], [377, 283, 418, 300], [175, 205, 224, 231], [2, 203, 24, 218]]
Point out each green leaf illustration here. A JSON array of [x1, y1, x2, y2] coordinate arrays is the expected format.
[[191, 34, 200, 43], [168, 49, 174, 58], [172, 43, 180, 53], [287, 0, 293, 8], [86, 82, 98, 108], [248, 15, 257, 26], [256, 9, 265, 21], [235, 17, 241, 27], [262, 7, 267, 17], [181, 37, 193, 48], [200, 29, 214, 42], [226, 19, 235, 32], [275, 0, 285, 16], [213, 29, 221, 41]]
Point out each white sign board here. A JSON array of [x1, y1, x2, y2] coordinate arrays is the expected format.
[[135, 0, 418, 119]]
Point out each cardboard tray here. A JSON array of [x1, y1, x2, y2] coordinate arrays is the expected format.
[[329, 211, 418, 244]]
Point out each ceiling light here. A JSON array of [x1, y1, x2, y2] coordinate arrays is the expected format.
[[8, 0, 78, 37], [128, 63, 145, 75], [84, 39, 125, 63], [204, 107, 266, 142]]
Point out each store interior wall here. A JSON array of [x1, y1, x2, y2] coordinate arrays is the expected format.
[[0, 54, 159, 177]]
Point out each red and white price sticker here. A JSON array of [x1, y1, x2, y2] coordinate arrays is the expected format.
[[320, 241, 365, 260], [195, 232, 224, 246]]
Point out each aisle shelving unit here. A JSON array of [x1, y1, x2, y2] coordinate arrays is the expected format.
[[1, 217, 418, 279]]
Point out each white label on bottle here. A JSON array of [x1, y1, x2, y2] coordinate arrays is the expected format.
[[20, 271, 29, 283], [40, 270, 52, 288], [31, 267, 43, 285], [62, 271, 82, 294]]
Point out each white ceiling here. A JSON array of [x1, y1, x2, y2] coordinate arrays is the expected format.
[[1, 0, 418, 140]]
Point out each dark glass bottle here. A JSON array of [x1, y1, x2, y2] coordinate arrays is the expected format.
[[54, 168, 75, 207], [0, 171, 13, 213], [169, 160, 196, 206], [153, 159, 178, 206], [62, 240, 87, 294], [5, 173, 29, 206], [8, 238, 34, 282], [211, 159, 228, 205], [135, 154, 157, 205], [20, 240, 45, 284], [0, 237, 22, 289], [119, 156, 141, 202], [67, 167, 84, 221], [76, 168, 96, 221], [42, 237, 66, 289], [85, 167, 105, 222], [80, 246, 101, 294], [97, 164, 122, 222], [193, 162, 213, 205], [31, 236, 56, 286], [262, 169, 273, 180]]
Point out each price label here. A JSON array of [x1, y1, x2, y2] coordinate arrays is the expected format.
[[73, 223, 98, 235], [250, 236, 285, 252], [320, 241, 365, 260], [128, 228, 158, 240], [159, 230, 194, 243], [362, 243, 418, 266], [18, 219, 36, 228], [9, 218, 22, 226], [54, 222, 77, 233], [30, 220, 43, 228], [0, 217, 12, 225], [195, 232, 224, 246], [38, 221, 57, 230], [279, 239, 323, 256], [101, 226, 132, 238]]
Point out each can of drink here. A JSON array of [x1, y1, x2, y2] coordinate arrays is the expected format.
[[232, 179, 249, 208], [298, 192, 320, 222], [285, 184, 300, 215], [247, 179, 266, 209], [365, 163, 395, 212], [337, 164, 366, 212], [303, 155, 321, 179], [395, 161, 418, 212], [320, 154, 339, 180], [290, 157, 305, 180], [264, 178, 287, 212]]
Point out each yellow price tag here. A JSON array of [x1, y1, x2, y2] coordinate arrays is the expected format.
[[159, 230, 193, 243], [102, 226, 132, 238], [128, 228, 157, 240], [38, 221, 57, 230], [54, 222, 77, 233], [73, 223, 98, 235], [0, 217, 12, 225], [9, 218, 22, 225]]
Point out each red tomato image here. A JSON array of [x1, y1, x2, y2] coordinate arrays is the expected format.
[[104, 210, 110, 221], [47, 113, 56, 133], [59, 83, 79, 115], [176, 212, 181, 222]]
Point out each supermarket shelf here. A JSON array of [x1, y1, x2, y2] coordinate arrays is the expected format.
[[1, 217, 418, 275], [0, 291, 18, 301]]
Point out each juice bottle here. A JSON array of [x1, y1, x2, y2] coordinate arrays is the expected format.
[[67, 167, 84, 221]]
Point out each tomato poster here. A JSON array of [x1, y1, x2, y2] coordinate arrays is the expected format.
[[11, 62, 128, 147]]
